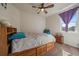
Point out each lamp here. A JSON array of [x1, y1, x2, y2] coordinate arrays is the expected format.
[[41, 8, 44, 12]]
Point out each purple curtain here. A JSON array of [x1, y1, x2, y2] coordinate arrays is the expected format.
[[59, 7, 78, 32]]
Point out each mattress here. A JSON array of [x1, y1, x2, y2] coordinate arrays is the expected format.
[[12, 33, 56, 53]]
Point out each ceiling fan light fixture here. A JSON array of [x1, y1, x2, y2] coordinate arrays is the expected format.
[[32, 3, 54, 14], [41, 8, 44, 12]]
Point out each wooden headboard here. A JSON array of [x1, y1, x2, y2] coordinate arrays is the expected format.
[[7, 27, 17, 35], [0, 25, 17, 55], [7, 27, 17, 55]]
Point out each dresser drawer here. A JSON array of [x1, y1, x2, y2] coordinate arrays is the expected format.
[[12, 48, 36, 56], [47, 42, 54, 52], [37, 45, 47, 56], [37, 46, 43, 55]]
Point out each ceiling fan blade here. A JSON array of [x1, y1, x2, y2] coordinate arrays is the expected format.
[[32, 6, 37, 8], [32, 6, 41, 9], [44, 4, 54, 9], [41, 3, 44, 8], [37, 9, 41, 14], [44, 9, 48, 14]]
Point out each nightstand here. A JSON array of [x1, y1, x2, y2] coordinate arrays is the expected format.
[[54, 35, 64, 44]]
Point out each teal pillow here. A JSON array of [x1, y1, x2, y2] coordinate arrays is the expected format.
[[9, 32, 26, 40], [43, 29, 51, 34]]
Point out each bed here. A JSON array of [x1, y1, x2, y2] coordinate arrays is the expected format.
[[0, 26, 56, 56], [9, 32, 56, 56], [11, 33, 56, 56]]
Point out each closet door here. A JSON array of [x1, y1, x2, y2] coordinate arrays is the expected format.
[[0, 26, 8, 56]]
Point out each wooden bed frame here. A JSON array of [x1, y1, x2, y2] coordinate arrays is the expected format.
[[11, 42, 55, 56], [0, 26, 55, 56]]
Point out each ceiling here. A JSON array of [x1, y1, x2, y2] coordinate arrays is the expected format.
[[12, 3, 78, 17]]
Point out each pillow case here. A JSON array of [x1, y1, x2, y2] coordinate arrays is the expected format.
[[9, 32, 26, 40], [43, 29, 51, 34]]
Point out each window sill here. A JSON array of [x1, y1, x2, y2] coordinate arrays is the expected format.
[[60, 31, 78, 33]]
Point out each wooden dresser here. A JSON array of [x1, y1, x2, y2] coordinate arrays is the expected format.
[[0, 25, 16, 56], [54, 35, 64, 44]]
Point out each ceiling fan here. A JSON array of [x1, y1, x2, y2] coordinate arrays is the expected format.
[[32, 3, 54, 14]]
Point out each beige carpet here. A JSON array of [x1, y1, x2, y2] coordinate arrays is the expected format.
[[44, 43, 79, 56]]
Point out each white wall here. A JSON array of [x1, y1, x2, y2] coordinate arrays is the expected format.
[[20, 12, 46, 33], [0, 3, 46, 33], [0, 4, 21, 31], [46, 14, 60, 34], [46, 9, 79, 48]]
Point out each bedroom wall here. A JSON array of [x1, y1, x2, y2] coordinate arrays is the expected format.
[[46, 9, 79, 48], [46, 14, 60, 34], [20, 11, 46, 33], [0, 4, 21, 31]]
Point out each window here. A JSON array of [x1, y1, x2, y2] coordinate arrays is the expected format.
[[61, 10, 78, 32]]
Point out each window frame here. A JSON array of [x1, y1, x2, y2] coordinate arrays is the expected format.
[[60, 9, 79, 33]]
